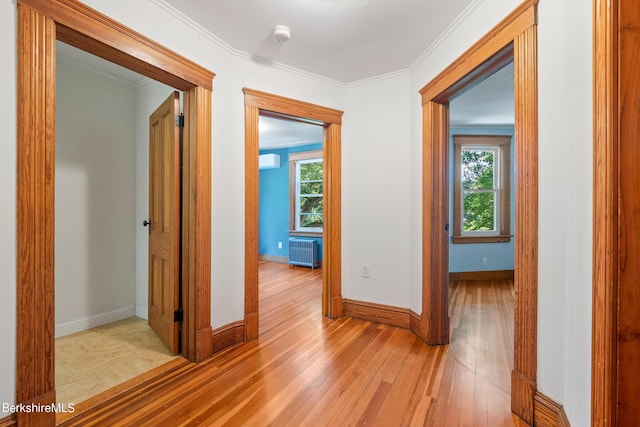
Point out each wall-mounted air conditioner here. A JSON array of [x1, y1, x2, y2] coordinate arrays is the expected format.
[[259, 153, 281, 170]]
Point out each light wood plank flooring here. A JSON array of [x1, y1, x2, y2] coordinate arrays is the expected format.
[[427, 278, 516, 426], [59, 263, 521, 426]]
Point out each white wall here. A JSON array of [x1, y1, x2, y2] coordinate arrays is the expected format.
[[539, 0, 593, 424], [55, 59, 137, 336], [343, 73, 412, 307], [0, 0, 16, 412]]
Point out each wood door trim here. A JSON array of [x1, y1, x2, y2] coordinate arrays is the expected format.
[[0, 414, 16, 427], [16, 0, 214, 423], [20, 0, 214, 91], [324, 122, 343, 318], [592, 0, 618, 425], [243, 89, 343, 340], [243, 89, 343, 125], [182, 86, 214, 361], [16, 3, 56, 413], [417, 0, 538, 423], [421, 100, 451, 346]]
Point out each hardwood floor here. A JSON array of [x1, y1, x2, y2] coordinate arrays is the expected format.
[[427, 278, 516, 426], [59, 264, 522, 426]]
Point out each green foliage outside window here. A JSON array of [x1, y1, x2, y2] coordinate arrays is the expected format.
[[461, 149, 496, 232], [298, 161, 323, 229]]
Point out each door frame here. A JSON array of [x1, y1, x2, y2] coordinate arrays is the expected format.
[[16, 0, 214, 423], [243, 89, 343, 339], [417, 0, 538, 423], [592, 0, 619, 424]]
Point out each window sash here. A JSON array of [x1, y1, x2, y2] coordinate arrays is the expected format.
[[461, 188, 499, 235], [461, 146, 498, 190], [460, 146, 500, 236], [295, 158, 323, 232]]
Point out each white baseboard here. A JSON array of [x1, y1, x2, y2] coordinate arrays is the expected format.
[[135, 305, 148, 320], [55, 305, 135, 338]]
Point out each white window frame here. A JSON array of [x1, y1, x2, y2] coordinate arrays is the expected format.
[[460, 145, 500, 236], [453, 135, 511, 244], [289, 150, 323, 236]]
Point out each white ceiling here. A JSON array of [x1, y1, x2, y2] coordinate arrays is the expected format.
[[450, 62, 514, 126], [163, 0, 477, 83], [56, 0, 514, 149], [259, 116, 324, 150]]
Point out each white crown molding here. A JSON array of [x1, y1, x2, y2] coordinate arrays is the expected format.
[[56, 53, 145, 87], [150, 0, 236, 54], [134, 76, 154, 88], [234, 50, 347, 88], [344, 68, 411, 88], [150, 0, 487, 87], [409, 0, 485, 72]]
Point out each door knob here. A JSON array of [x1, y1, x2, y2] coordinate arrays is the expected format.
[[143, 219, 151, 234]]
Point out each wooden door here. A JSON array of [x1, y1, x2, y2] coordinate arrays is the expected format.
[[618, 0, 640, 423], [148, 91, 181, 354]]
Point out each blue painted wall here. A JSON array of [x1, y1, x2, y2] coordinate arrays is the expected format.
[[259, 143, 323, 261], [449, 127, 515, 272]]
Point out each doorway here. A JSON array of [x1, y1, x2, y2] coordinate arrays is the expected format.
[[446, 61, 517, 419], [243, 88, 343, 340], [16, 0, 214, 423], [54, 44, 185, 405], [257, 114, 325, 331], [418, 2, 538, 423]]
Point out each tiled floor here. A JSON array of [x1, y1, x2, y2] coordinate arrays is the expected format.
[[55, 317, 181, 405]]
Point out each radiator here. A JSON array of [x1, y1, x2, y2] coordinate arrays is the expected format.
[[288, 238, 320, 269]]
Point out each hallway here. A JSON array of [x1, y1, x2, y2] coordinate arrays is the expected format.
[[59, 264, 520, 426]]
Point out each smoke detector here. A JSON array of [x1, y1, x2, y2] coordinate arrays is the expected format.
[[272, 25, 291, 43]]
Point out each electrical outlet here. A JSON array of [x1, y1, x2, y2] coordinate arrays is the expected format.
[[278, 242, 283, 249], [482, 257, 488, 266], [362, 264, 371, 278]]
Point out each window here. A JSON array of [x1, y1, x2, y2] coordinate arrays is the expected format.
[[289, 150, 323, 235], [453, 135, 511, 243]]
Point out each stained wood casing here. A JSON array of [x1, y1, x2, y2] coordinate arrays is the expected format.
[[243, 88, 344, 341]]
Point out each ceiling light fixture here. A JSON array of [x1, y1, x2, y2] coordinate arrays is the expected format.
[[272, 25, 291, 43]]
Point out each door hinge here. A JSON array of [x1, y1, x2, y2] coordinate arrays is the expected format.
[[176, 114, 184, 128], [174, 308, 184, 322]]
